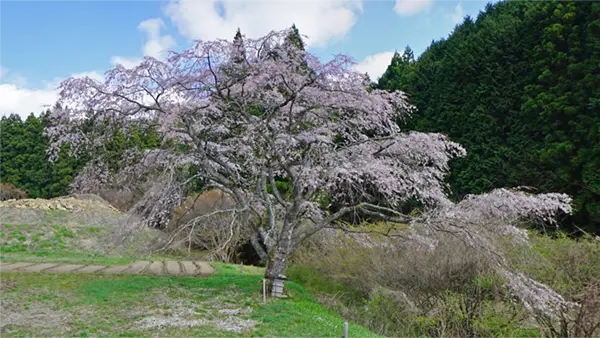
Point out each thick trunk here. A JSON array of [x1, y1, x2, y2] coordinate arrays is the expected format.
[[263, 196, 301, 297], [265, 246, 287, 279], [264, 245, 288, 297], [264, 223, 296, 297]]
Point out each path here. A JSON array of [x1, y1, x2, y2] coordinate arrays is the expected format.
[[0, 260, 215, 276]]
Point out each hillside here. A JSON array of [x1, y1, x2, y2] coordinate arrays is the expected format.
[[0, 195, 165, 265], [378, 1, 600, 234]]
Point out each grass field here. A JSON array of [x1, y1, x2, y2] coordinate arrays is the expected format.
[[0, 208, 379, 336], [1, 263, 380, 337]]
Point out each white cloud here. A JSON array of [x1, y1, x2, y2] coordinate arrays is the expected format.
[[2, 16, 179, 119], [164, 0, 363, 48], [110, 56, 143, 69], [451, 3, 464, 24], [353, 51, 395, 81], [138, 18, 176, 58], [0, 66, 7, 79], [0, 83, 57, 119], [0, 70, 104, 119], [393, 0, 432, 16], [111, 18, 175, 68]]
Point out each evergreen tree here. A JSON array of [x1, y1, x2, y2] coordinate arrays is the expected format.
[[377, 1, 600, 233], [0, 110, 160, 199]]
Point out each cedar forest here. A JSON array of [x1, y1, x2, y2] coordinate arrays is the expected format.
[[2, 1, 598, 234]]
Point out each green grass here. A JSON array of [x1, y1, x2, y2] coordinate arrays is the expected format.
[[0, 210, 378, 336], [0, 222, 179, 266], [1, 223, 95, 253], [0, 263, 379, 337]]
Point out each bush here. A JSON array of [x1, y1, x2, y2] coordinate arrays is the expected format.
[[573, 279, 600, 338], [510, 231, 600, 298], [0, 182, 28, 201], [507, 232, 600, 337], [292, 228, 493, 295], [289, 228, 554, 337], [98, 189, 137, 212], [289, 228, 600, 337]]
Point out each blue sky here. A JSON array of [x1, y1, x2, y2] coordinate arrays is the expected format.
[[1, 0, 496, 117]]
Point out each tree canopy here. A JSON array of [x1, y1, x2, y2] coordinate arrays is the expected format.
[[43, 27, 578, 319]]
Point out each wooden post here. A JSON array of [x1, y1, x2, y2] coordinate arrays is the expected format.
[[262, 279, 267, 304], [343, 321, 348, 338]]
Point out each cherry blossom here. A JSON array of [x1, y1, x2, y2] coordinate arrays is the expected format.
[[46, 28, 574, 312]]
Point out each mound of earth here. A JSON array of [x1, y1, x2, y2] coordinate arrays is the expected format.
[[0, 194, 119, 213]]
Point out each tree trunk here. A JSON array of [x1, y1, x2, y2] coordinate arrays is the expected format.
[[263, 206, 299, 297], [264, 244, 288, 297]]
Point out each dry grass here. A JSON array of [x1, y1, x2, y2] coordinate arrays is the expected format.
[[0, 207, 168, 265], [289, 229, 541, 337], [0, 183, 27, 201]]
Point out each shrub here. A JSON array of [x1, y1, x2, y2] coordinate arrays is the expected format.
[[292, 228, 493, 295], [507, 232, 600, 337], [511, 231, 600, 298], [0, 182, 28, 201], [573, 279, 600, 338], [290, 229, 550, 337], [98, 189, 137, 212], [531, 278, 600, 338], [290, 228, 600, 337]]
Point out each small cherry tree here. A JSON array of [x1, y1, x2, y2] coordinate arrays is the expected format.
[[47, 28, 575, 315]]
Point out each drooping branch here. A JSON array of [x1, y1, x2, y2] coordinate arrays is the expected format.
[[46, 27, 576, 315], [292, 202, 419, 247]]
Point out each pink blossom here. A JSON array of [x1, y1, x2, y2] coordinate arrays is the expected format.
[[46, 28, 575, 310]]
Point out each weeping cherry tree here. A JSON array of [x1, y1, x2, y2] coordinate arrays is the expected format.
[[46, 28, 576, 317]]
